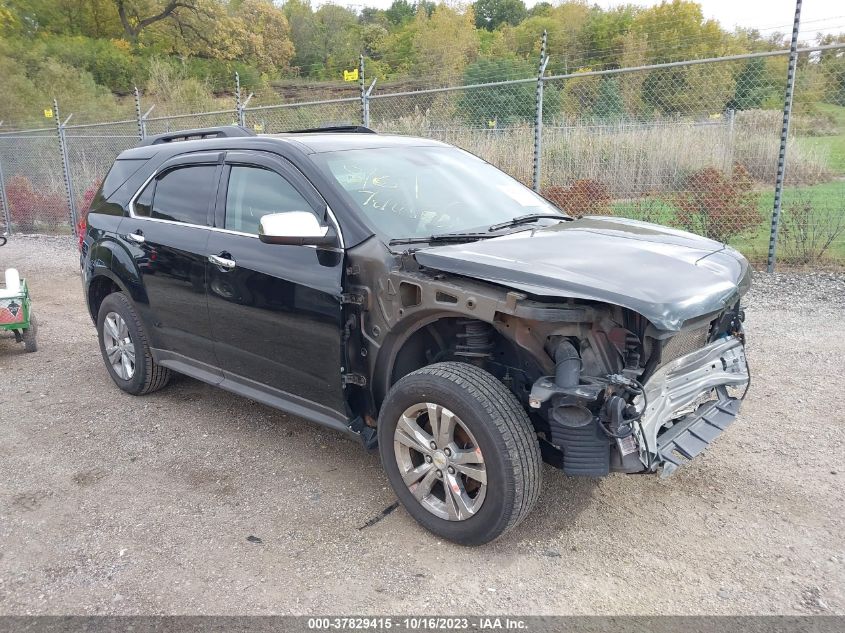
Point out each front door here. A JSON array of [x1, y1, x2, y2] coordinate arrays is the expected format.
[[206, 152, 345, 413], [119, 154, 221, 368]]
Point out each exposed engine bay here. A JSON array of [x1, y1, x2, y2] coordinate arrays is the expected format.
[[341, 235, 751, 477]]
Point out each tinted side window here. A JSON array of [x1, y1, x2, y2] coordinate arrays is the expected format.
[[102, 159, 149, 199], [134, 180, 153, 217], [151, 166, 217, 226], [225, 166, 313, 235]]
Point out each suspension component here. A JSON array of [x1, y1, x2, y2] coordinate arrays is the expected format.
[[454, 319, 494, 361]]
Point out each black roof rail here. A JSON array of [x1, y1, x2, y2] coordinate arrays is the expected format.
[[139, 125, 256, 147], [285, 125, 377, 134]]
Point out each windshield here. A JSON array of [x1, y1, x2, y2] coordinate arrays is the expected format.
[[313, 146, 563, 240]]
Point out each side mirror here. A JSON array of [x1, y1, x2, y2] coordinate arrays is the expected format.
[[258, 211, 335, 246]]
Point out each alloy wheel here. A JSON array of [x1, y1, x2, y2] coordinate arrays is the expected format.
[[393, 402, 487, 521], [103, 311, 135, 380]]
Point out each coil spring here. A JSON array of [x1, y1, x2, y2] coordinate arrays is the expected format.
[[454, 319, 495, 359]]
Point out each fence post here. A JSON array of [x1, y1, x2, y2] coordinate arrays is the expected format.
[[235, 72, 242, 126], [363, 78, 377, 128], [140, 104, 154, 139], [532, 30, 549, 193], [134, 86, 144, 141], [767, 0, 803, 273], [0, 126, 11, 235], [54, 99, 78, 233], [359, 55, 366, 126]]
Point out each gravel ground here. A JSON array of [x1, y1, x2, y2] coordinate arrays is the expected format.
[[0, 235, 843, 615]]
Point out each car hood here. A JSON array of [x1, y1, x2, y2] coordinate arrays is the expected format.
[[413, 216, 750, 332]]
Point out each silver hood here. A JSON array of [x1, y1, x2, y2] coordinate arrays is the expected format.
[[413, 216, 751, 331]]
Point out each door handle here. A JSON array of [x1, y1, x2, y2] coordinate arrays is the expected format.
[[125, 231, 145, 244], [208, 254, 236, 270]]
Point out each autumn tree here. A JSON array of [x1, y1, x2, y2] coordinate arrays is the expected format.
[[410, 3, 479, 79], [112, 0, 207, 43], [227, 0, 294, 72], [473, 0, 526, 31]]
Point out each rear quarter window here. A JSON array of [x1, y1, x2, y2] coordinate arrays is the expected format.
[[101, 159, 149, 199]]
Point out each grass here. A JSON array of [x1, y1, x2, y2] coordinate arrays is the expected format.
[[613, 180, 845, 264], [795, 103, 845, 175]]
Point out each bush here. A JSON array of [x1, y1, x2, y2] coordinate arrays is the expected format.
[[542, 180, 613, 217], [42, 37, 139, 94], [5, 175, 68, 231], [458, 58, 561, 126], [674, 164, 761, 242], [780, 195, 845, 264]]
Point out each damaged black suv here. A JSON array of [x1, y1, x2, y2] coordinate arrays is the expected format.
[[80, 125, 750, 545]]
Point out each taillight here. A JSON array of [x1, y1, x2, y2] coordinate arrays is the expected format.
[[77, 214, 87, 252]]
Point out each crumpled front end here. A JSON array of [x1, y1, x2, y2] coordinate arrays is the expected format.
[[526, 301, 749, 477], [638, 332, 749, 476]]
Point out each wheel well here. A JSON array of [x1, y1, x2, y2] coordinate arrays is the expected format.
[[87, 276, 120, 321], [384, 317, 535, 406]]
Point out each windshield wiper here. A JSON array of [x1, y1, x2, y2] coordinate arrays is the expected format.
[[487, 213, 568, 232], [388, 232, 493, 247]]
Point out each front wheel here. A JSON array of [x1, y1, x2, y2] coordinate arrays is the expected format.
[[378, 362, 542, 545]]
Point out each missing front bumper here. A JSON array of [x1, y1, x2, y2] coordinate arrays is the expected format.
[[655, 389, 741, 477], [640, 335, 749, 475]]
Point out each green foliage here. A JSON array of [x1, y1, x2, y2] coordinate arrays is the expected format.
[[727, 57, 780, 111], [457, 57, 560, 126], [591, 77, 625, 122], [0, 0, 842, 134], [385, 0, 415, 25], [473, 0, 526, 31], [40, 36, 138, 93]]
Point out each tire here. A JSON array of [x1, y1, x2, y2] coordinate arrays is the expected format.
[[378, 362, 542, 545], [97, 292, 171, 395], [22, 315, 37, 353]]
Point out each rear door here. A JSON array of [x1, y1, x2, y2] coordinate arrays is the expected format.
[[206, 151, 346, 413], [119, 152, 222, 371]]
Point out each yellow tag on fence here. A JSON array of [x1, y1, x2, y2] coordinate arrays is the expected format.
[[343, 68, 359, 82], [44, 108, 53, 118]]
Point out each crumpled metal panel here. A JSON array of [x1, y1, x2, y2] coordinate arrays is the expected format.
[[414, 216, 751, 332]]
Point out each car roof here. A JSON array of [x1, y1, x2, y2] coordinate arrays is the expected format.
[[115, 132, 449, 161], [265, 132, 449, 153]]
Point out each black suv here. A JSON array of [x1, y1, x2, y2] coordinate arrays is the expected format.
[[80, 125, 750, 545]]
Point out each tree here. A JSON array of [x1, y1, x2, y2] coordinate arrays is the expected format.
[[410, 4, 479, 78], [618, 30, 648, 117], [473, 0, 526, 31], [228, 0, 294, 72], [312, 4, 362, 77], [510, 3, 591, 71], [283, 0, 320, 75], [591, 76, 625, 122], [727, 56, 780, 111], [631, 0, 736, 64], [0, 2, 15, 33], [385, 0, 414, 25], [581, 4, 636, 68], [112, 0, 204, 43], [458, 57, 560, 125], [528, 2, 551, 17]]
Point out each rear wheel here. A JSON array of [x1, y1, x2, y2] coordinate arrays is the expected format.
[[97, 293, 170, 395], [378, 362, 542, 545], [22, 315, 37, 352]]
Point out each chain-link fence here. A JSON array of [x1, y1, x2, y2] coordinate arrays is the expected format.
[[0, 127, 72, 234], [0, 39, 843, 269]]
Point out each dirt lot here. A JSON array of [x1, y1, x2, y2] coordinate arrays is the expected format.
[[0, 235, 843, 615]]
